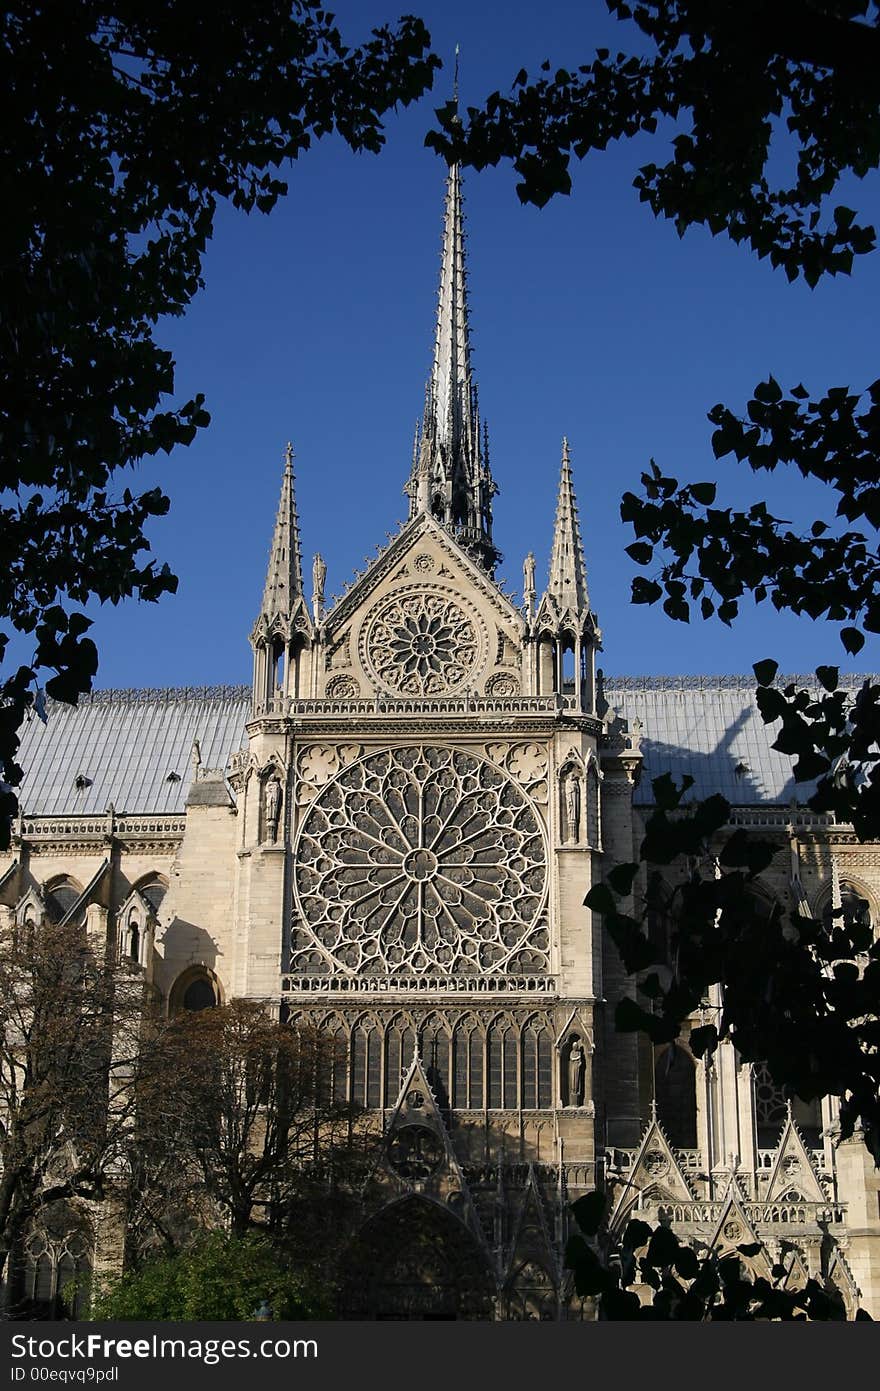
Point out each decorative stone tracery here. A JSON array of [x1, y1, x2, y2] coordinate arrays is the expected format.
[[360, 589, 483, 695], [292, 746, 549, 976]]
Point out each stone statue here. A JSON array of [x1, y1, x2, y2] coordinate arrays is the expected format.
[[523, 551, 536, 612], [191, 739, 202, 780], [312, 553, 327, 615], [563, 768, 581, 843], [264, 774, 282, 843], [567, 1040, 585, 1107]]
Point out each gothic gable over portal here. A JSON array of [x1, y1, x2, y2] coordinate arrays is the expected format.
[[318, 512, 525, 702]]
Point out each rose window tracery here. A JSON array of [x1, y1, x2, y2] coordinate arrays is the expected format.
[[362, 590, 481, 696], [293, 746, 548, 975]]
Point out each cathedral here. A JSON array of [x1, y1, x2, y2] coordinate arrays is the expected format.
[[3, 162, 880, 1320]]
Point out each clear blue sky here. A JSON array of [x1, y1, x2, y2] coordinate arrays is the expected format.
[[82, 0, 880, 689]]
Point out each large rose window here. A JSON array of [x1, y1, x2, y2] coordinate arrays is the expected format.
[[361, 590, 481, 696], [293, 746, 548, 974]]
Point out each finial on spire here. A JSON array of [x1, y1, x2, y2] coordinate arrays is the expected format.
[[453, 43, 460, 112]]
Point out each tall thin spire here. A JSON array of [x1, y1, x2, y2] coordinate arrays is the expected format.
[[260, 441, 304, 621], [547, 438, 590, 615], [406, 161, 499, 573]]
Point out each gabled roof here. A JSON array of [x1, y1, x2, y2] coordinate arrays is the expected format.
[[16, 687, 250, 816], [603, 673, 875, 807]]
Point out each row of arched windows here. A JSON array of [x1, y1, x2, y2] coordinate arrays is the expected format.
[[305, 1013, 557, 1111]]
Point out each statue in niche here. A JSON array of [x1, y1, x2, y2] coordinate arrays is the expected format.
[[567, 1038, 585, 1108], [264, 773, 282, 843], [563, 767, 581, 843]]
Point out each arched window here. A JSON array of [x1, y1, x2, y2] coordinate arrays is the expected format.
[[753, 1062, 821, 1149], [420, 1015, 451, 1109], [521, 1018, 553, 1109], [385, 1017, 415, 1105], [170, 967, 221, 1014], [136, 879, 167, 915], [823, 881, 874, 936], [44, 878, 82, 925], [15, 1205, 92, 1320], [351, 1020, 381, 1109], [654, 1043, 697, 1148], [127, 912, 140, 963], [453, 1020, 484, 1109], [488, 1018, 518, 1110]]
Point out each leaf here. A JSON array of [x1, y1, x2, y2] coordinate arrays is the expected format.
[[625, 541, 654, 565], [607, 862, 639, 896], [688, 1024, 718, 1058], [571, 1189, 607, 1237], [753, 658, 778, 687], [689, 482, 717, 505], [815, 665, 839, 691], [841, 627, 865, 654]]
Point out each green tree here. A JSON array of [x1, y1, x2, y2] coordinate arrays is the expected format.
[[0, 1, 439, 847], [91, 1231, 328, 1320]]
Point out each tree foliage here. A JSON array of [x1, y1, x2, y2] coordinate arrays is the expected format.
[[0, 912, 161, 1285], [91, 1230, 328, 1320], [130, 1001, 366, 1274], [565, 1189, 862, 1320], [0, 1, 439, 847]]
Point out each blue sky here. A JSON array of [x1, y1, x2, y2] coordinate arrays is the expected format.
[[80, 0, 880, 689]]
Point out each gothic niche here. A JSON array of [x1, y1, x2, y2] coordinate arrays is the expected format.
[[559, 763, 582, 844], [563, 1034, 586, 1108], [260, 766, 283, 844], [361, 589, 482, 696], [292, 745, 548, 975]]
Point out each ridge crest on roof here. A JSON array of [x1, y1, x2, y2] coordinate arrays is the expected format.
[[602, 673, 875, 693]]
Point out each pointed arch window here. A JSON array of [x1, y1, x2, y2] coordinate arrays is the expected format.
[[654, 1043, 697, 1148], [521, 1019, 552, 1109], [352, 1021, 381, 1109], [420, 1016, 451, 1110], [385, 1018, 416, 1106]]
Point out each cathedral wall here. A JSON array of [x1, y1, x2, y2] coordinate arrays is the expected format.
[[154, 803, 238, 1003]]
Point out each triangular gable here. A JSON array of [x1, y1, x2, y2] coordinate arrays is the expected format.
[[15, 884, 48, 926], [708, 1177, 770, 1276], [609, 1108, 695, 1230], [323, 511, 523, 638], [504, 1164, 557, 1283], [361, 1052, 485, 1247], [764, 1113, 828, 1203]]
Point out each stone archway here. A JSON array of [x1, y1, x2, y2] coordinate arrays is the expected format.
[[341, 1197, 496, 1320]]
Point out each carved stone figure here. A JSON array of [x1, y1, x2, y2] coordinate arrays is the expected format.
[[567, 1040, 585, 1107], [312, 553, 327, 607], [563, 768, 581, 843], [264, 774, 282, 843], [523, 551, 536, 611]]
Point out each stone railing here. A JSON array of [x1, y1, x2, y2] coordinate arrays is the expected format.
[[282, 972, 558, 997], [19, 814, 186, 841], [728, 808, 835, 830], [658, 1199, 846, 1227], [249, 694, 584, 721]]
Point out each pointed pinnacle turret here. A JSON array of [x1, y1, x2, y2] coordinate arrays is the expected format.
[[406, 162, 499, 573], [546, 438, 590, 616], [260, 441, 304, 622]]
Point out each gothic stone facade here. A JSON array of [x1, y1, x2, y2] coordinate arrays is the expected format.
[[2, 166, 879, 1319]]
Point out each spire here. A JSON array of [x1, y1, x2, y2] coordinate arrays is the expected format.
[[406, 162, 499, 573], [260, 441, 303, 622], [546, 438, 590, 616]]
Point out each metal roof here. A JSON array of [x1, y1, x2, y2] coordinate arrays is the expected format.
[[12, 675, 873, 816], [16, 687, 250, 816], [603, 674, 872, 807]]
